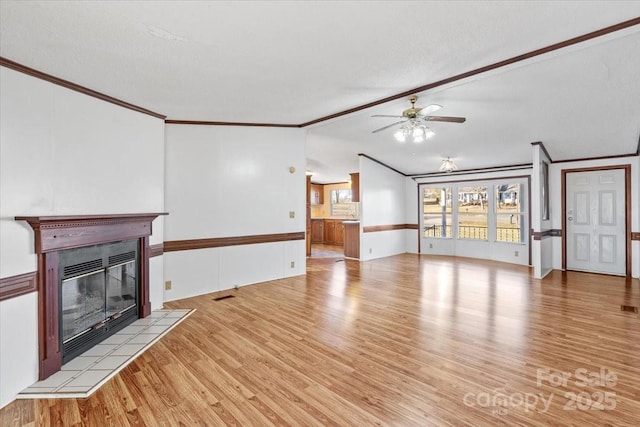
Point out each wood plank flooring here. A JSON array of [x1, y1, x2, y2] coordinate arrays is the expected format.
[[2, 254, 639, 426], [310, 243, 343, 258]]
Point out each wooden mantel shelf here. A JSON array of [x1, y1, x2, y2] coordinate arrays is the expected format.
[[16, 213, 168, 253]]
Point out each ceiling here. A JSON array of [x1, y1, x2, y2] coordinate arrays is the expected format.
[[1, 1, 639, 183]]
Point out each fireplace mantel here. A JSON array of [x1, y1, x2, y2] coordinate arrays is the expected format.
[[16, 213, 167, 253], [16, 212, 167, 379]]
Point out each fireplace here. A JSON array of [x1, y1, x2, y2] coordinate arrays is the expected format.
[[16, 213, 166, 380], [59, 239, 139, 364]]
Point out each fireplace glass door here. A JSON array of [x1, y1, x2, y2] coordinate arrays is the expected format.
[[106, 261, 137, 317], [59, 239, 140, 363], [61, 270, 107, 343]]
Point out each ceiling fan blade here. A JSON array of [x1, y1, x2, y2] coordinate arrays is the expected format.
[[417, 104, 442, 116], [425, 116, 466, 123], [371, 114, 404, 118], [371, 120, 406, 133]]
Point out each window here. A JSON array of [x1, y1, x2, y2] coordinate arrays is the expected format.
[[330, 189, 355, 217], [496, 183, 524, 243], [423, 187, 452, 238], [421, 179, 528, 246], [457, 186, 488, 240]]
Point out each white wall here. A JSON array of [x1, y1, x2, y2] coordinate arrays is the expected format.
[[0, 67, 165, 408], [549, 156, 639, 278], [532, 145, 554, 278], [163, 125, 306, 301], [359, 156, 407, 261]]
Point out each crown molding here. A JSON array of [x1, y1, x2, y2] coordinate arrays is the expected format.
[[358, 153, 407, 176], [551, 152, 638, 164], [3, 18, 638, 130], [531, 141, 553, 162], [165, 119, 300, 128], [298, 18, 640, 128], [0, 57, 166, 120]]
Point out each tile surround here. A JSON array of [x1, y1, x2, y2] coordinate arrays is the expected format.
[[17, 309, 193, 399]]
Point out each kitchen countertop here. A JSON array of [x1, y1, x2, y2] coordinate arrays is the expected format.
[[311, 217, 359, 221]]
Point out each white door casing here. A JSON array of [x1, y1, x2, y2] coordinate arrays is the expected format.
[[565, 169, 626, 276]]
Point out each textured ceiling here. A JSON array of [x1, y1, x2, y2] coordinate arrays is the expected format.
[[1, 1, 639, 183]]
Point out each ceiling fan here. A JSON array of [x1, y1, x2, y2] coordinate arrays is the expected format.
[[371, 96, 465, 142]]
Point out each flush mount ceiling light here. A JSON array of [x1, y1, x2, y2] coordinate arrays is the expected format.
[[371, 96, 465, 143], [439, 157, 458, 173]]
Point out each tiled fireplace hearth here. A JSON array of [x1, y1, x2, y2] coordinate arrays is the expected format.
[[16, 213, 166, 380]]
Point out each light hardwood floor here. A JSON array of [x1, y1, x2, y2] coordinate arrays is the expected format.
[[2, 254, 639, 426], [310, 243, 343, 258]]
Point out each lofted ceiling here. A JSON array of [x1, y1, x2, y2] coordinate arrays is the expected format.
[[1, 1, 639, 183]]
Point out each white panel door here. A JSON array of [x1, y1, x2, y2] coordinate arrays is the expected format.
[[566, 169, 626, 275]]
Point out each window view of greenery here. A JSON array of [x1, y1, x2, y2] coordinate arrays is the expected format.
[[423, 187, 453, 238], [457, 186, 488, 240], [496, 183, 523, 243], [423, 182, 525, 243], [330, 189, 357, 217]]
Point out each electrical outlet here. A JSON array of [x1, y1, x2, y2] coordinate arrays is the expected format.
[[165, 280, 172, 290], [515, 250, 519, 257], [290, 261, 295, 268], [289, 211, 295, 218], [369, 248, 372, 254], [429, 243, 433, 249]]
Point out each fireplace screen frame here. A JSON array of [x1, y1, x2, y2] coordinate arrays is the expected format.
[[58, 239, 140, 364]]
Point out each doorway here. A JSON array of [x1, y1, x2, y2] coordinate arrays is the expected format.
[[563, 166, 631, 276]]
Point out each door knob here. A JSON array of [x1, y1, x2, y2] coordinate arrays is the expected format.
[[568, 216, 573, 221]]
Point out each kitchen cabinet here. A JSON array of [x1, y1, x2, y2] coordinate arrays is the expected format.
[[335, 221, 344, 245], [350, 173, 360, 203], [324, 219, 336, 244], [323, 219, 344, 246], [311, 219, 324, 243], [310, 184, 324, 205]]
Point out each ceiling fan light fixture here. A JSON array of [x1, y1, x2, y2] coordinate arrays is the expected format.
[[412, 126, 425, 140], [405, 124, 434, 143], [440, 157, 458, 173], [371, 96, 465, 142], [393, 128, 406, 142], [424, 127, 435, 139]]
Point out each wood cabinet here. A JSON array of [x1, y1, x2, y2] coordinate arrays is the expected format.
[[311, 219, 347, 246], [335, 221, 344, 246], [324, 219, 336, 244], [343, 222, 360, 258], [350, 173, 360, 203], [322, 219, 344, 246], [310, 184, 324, 205], [311, 219, 324, 243]]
